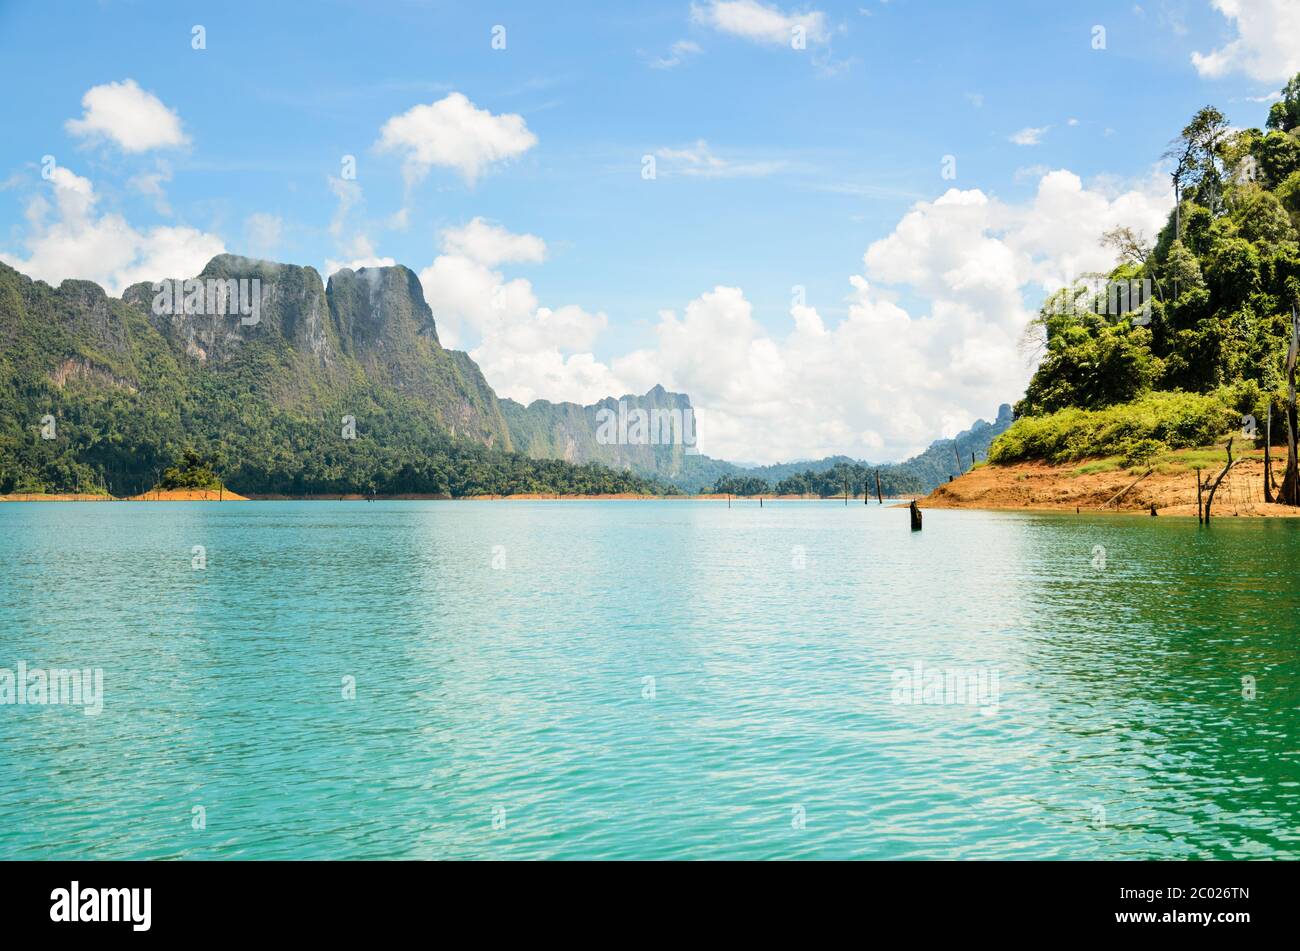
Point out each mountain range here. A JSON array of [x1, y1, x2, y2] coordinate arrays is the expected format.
[[0, 253, 1012, 497]]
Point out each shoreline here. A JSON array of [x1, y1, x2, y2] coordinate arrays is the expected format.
[[1, 490, 915, 504], [920, 448, 1300, 518]]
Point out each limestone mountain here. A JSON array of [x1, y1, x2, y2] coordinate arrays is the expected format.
[[502, 384, 697, 480], [119, 255, 511, 448], [0, 255, 664, 497]]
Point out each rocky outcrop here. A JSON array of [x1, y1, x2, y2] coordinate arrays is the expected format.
[[503, 384, 697, 479]]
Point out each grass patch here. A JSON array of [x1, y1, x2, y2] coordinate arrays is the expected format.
[[1071, 458, 1123, 476], [988, 391, 1237, 465]]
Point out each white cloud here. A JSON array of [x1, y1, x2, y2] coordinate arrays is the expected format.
[[1009, 126, 1049, 146], [409, 172, 1170, 463], [0, 166, 223, 295], [470, 304, 621, 406], [601, 169, 1172, 462], [244, 213, 283, 257], [65, 79, 189, 153], [325, 236, 395, 279], [128, 161, 173, 215], [691, 0, 830, 46], [655, 139, 786, 178], [327, 176, 361, 237], [375, 92, 537, 187], [649, 39, 703, 69], [1192, 0, 1300, 82], [440, 217, 546, 267], [323, 177, 394, 277], [415, 220, 620, 403]]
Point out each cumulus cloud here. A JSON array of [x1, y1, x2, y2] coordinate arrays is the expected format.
[[1009, 126, 1048, 146], [376, 92, 537, 187], [416, 220, 620, 403], [440, 217, 546, 267], [648, 39, 703, 70], [411, 170, 1169, 460], [0, 166, 223, 295], [603, 170, 1172, 462], [1192, 0, 1300, 82], [65, 79, 189, 153], [691, 0, 830, 46]]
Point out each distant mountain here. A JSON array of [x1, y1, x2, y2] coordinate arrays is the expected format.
[[893, 403, 1016, 488], [0, 251, 1017, 499], [666, 404, 1016, 495], [502, 384, 696, 480], [0, 256, 667, 497]]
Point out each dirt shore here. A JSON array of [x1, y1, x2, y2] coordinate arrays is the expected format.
[[922, 448, 1300, 517], [123, 487, 250, 501]]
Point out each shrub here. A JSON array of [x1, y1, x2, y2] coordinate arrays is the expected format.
[[988, 391, 1237, 464], [1119, 437, 1166, 467]]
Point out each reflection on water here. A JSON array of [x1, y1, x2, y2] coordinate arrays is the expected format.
[[0, 501, 1296, 859]]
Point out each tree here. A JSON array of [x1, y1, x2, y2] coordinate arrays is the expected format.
[[1164, 106, 1230, 235], [1102, 227, 1165, 301], [1266, 73, 1300, 133]]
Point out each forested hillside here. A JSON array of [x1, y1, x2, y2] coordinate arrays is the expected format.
[[991, 76, 1300, 466], [0, 256, 671, 497]]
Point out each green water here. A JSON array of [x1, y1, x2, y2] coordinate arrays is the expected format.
[[0, 500, 1297, 859]]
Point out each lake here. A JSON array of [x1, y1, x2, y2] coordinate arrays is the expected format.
[[1, 500, 1297, 859]]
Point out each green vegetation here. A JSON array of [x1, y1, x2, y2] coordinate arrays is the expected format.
[[773, 463, 923, 498], [709, 462, 926, 498], [990, 390, 1239, 464], [0, 257, 674, 498], [712, 474, 771, 496], [159, 448, 222, 491], [995, 79, 1300, 464]]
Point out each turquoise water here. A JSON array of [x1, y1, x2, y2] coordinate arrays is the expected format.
[[0, 500, 1297, 859]]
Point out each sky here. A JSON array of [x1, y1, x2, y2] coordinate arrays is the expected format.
[[1, 0, 1298, 463]]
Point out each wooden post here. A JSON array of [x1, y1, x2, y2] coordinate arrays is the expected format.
[[953, 446, 962, 476], [1195, 468, 1203, 524], [1281, 306, 1299, 505], [1265, 404, 1275, 504], [909, 500, 922, 531], [1203, 439, 1237, 523], [875, 470, 883, 504]]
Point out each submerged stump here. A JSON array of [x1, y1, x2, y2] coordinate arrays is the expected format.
[[909, 500, 922, 532]]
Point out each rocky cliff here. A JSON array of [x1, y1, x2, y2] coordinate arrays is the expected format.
[[502, 384, 697, 479]]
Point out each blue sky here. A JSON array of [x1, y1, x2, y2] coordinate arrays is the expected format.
[[1, 0, 1295, 462]]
